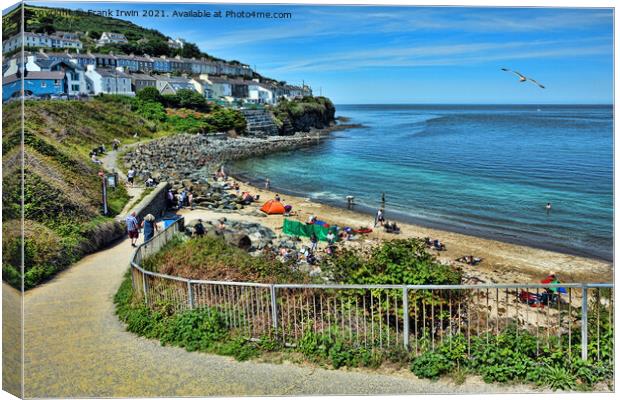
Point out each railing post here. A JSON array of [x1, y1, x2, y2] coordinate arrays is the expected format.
[[142, 270, 149, 306], [187, 280, 194, 309], [403, 286, 409, 349], [270, 285, 278, 331], [581, 285, 588, 361]]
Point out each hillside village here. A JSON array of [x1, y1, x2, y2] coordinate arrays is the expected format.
[[2, 29, 312, 104]]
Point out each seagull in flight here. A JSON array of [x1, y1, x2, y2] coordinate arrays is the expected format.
[[501, 68, 545, 89]]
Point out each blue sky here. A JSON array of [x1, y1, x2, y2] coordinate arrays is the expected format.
[[31, 2, 613, 104]]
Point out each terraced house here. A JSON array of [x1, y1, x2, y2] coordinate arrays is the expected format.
[[2, 31, 83, 53]]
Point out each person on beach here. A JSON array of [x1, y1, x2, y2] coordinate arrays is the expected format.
[[125, 211, 140, 247], [167, 190, 175, 209], [375, 208, 385, 227], [127, 167, 136, 187], [546, 202, 552, 215], [326, 230, 336, 245], [310, 233, 318, 252], [275, 193, 281, 202], [141, 214, 158, 242], [188, 191, 194, 210], [265, 178, 271, 189], [194, 219, 205, 237]]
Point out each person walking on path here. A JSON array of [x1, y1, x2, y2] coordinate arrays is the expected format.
[[127, 167, 136, 187], [141, 214, 158, 242], [125, 211, 140, 247]]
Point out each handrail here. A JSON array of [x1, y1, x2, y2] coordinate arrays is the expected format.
[[129, 216, 613, 361]]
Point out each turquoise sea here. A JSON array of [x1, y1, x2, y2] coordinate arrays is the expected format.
[[231, 105, 613, 261]]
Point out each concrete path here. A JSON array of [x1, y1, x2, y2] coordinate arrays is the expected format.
[[11, 233, 540, 398], [102, 148, 144, 216]]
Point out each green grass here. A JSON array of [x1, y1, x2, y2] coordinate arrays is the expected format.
[[1, 98, 157, 289]]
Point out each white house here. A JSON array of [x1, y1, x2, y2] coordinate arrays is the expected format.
[[167, 37, 186, 49], [247, 80, 275, 104], [97, 32, 129, 46], [85, 65, 133, 95], [3, 32, 83, 53], [207, 76, 233, 100], [153, 75, 196, 95]]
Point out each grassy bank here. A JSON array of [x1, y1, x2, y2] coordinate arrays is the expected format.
[[1, 98, 156, 288]]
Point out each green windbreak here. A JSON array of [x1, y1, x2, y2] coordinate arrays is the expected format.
[[282, 219, 338, 241]]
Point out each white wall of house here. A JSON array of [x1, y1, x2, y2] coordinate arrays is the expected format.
[[210, 82, 232, 98], [248, 84, 274, 104], [85, 65, 133, 95]]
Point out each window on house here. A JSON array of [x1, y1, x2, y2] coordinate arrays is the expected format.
[[40, 81, 47, 88]]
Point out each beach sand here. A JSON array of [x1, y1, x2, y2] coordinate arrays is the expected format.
[[179, 178, 612, 285]]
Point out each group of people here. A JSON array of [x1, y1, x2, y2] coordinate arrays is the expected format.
[[126, 166, 159, 188], [125, 211, 159, 247], [90, 144, 107, 164], [456, 255, 482, 266], [425, 237, 446, 251], [167, 189, 194, 210]]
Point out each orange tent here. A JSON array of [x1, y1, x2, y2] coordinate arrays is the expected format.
[[260, 199, 286, 215]]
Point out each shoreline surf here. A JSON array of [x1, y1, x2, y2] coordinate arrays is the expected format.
[[229, 168, 612, 263]]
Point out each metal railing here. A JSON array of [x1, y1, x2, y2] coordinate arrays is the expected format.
[[130, 218, 613, 362]]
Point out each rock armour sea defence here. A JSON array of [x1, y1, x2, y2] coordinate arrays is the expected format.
[[124, 132, 326, 182]]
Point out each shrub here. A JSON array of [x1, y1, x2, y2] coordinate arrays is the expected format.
[[159, 308, 228, 352], [322, 238, 461, 286], [136, 87, 162, 103], [410, 352, 453, 379]]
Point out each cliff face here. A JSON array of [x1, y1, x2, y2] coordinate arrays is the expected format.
[[270, 97, 336, 135]]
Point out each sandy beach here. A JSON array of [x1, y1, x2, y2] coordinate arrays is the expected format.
[[177, 177, 613, 285]]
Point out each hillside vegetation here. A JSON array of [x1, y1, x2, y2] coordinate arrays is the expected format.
[[269, 97, 336, 135], [1, 98, 158, 289]]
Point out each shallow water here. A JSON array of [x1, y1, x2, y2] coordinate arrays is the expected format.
[[232, 104, 613, 261]]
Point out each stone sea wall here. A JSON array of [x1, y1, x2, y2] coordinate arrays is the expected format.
[[124, 133, 326, 182]]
